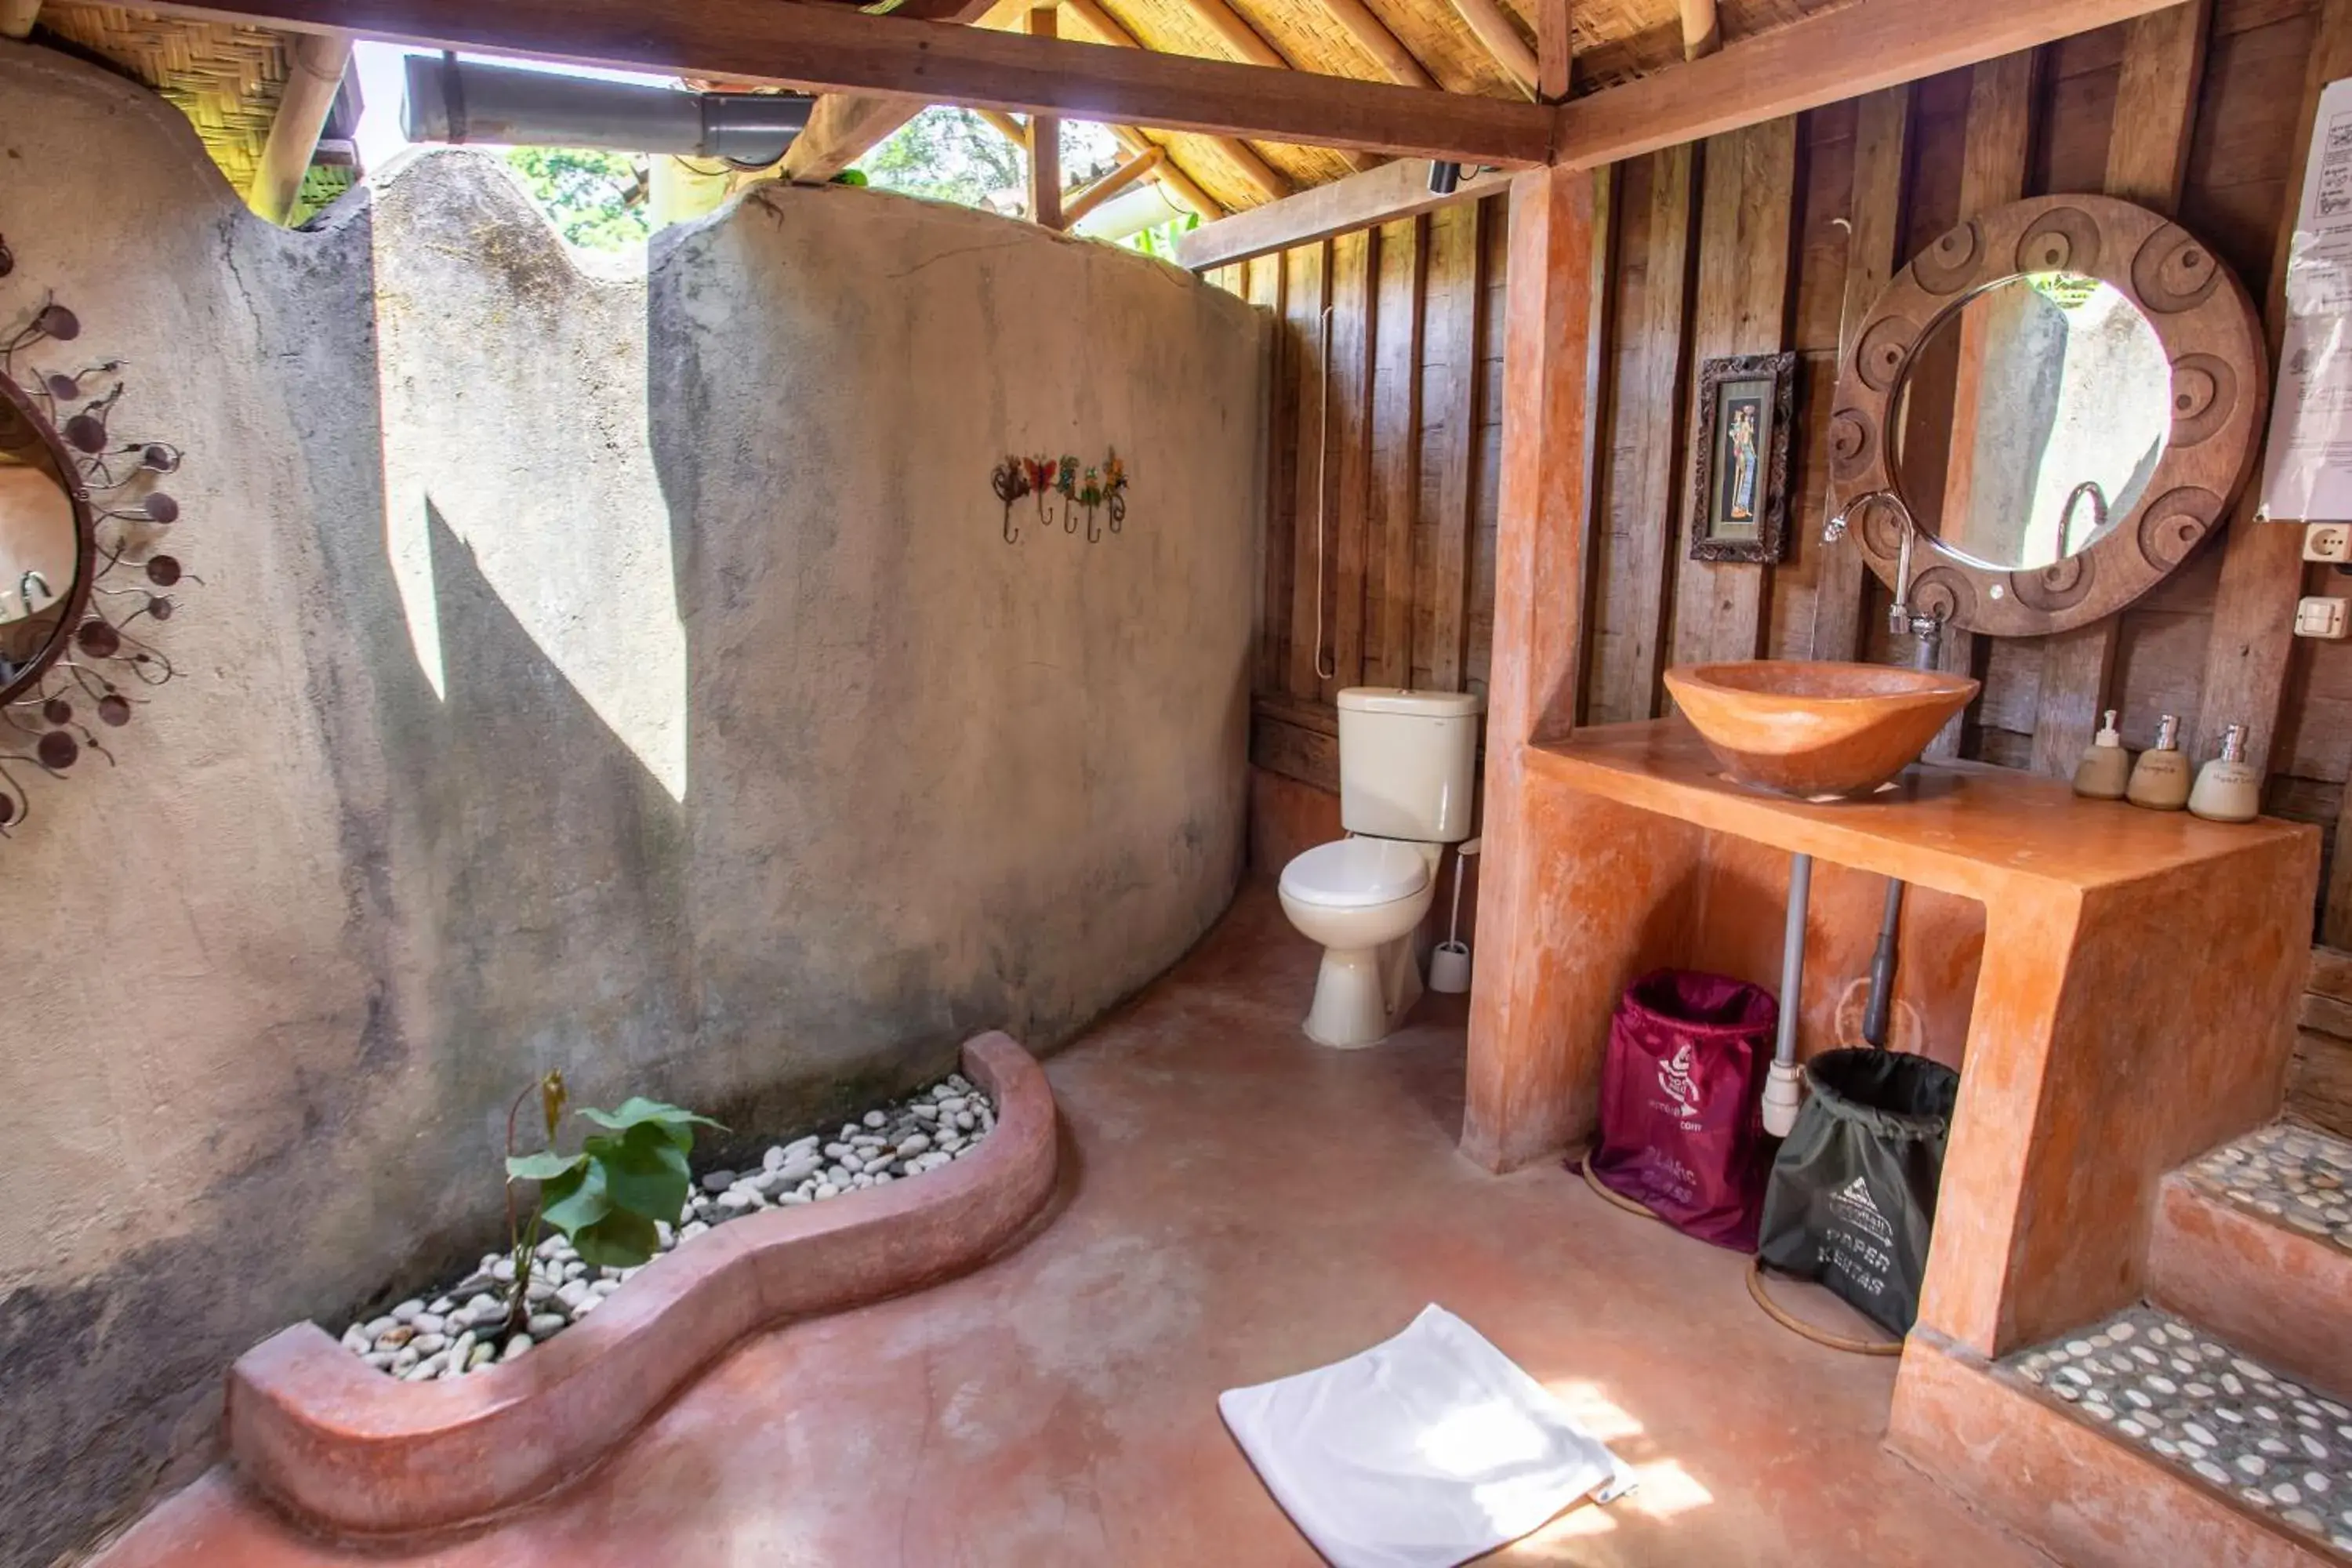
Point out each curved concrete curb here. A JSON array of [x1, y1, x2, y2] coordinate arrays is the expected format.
[[224, 1032, 1058, 1536]]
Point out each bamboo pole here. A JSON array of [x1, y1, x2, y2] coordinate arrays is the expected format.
[[246, 31, 350, 225]]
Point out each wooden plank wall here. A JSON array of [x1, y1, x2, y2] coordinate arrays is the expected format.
[[1218, 0, 2352, 931]]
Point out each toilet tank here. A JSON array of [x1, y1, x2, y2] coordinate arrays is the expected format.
[[1337, 688, 1484, 843]]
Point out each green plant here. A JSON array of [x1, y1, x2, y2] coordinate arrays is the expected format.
[[503, 147, 652, 252], [1123, 211, 1201, 260], [500, 1073, 720, 1334]]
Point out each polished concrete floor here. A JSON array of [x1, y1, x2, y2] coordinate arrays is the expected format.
[[97, 884, 2044, 1567]]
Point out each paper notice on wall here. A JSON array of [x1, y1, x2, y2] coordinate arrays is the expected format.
[[2259, 76, 2352, 521]]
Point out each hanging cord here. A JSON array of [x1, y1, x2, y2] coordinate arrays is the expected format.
[[1311, 303, 1336, 683], [1745, 1260, 1903, 1356], [1583, 1153, 1901, 1356]]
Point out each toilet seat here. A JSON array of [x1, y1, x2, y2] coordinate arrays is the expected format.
[[1279, 837, 1432, 909]]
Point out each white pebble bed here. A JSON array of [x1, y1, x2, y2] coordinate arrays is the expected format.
[[2007, 1304, 2352, 1555], [339, 1072, 996, 1380]]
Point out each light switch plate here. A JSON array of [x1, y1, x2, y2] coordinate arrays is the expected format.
[[2296, 596, 2350, 638], [2307, 524, 2352, 563]]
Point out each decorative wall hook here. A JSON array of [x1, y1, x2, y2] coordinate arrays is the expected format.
[[0, 229, 196, 833], [991, 456, 1031, 543], [987, 448, 1133, 546]]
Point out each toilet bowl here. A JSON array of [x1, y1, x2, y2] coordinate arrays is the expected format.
[[1279, 687, 1483, 1049], [1279, 837, 1441, 1048]]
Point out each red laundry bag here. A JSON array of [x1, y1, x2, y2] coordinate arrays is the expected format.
[[1588, 969, 1778, 1250]]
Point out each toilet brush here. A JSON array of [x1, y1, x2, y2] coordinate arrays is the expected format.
[[1428, 837, 1481, 994]]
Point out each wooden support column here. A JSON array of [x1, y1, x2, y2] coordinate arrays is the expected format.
[[2030, 1, 2207, 778], [1464, 164, 1601, 1172], [1025, 3, 1062, 228], [1924, 46, 2038, 760], [1669, 118, 1798, 670], [1810, 86, 1911, 663]]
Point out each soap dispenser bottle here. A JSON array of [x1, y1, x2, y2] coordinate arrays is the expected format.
[[2071, 709, 2131, 800], [2189, 724, 2263, 822], [2126, 714, 2192, 811]]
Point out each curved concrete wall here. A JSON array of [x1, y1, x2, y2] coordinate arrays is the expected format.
[[0, 49, 1262, 1565]]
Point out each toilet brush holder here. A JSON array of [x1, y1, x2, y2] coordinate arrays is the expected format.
[[1429, 940, 1472, 993]]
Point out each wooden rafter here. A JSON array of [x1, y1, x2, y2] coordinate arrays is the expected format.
[[1163, 0, 1380, 172], [1315, 0, 1439, 89], [780, 0, 996, 183], [1062, 144, 1164, 224], [1045, 0, 1291, 202], [1180, 0, 2187, 265], [1444, 0, 1538, 96], [143, 0, 1552, 165], [1679, 0, 1720, 60]]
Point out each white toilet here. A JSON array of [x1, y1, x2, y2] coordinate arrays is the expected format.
[[1278, 688, 1484, 1049]]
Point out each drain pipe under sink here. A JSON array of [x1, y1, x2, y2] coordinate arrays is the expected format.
[[1762, 853, 1810, 1137]]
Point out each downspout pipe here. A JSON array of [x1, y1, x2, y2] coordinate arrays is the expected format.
[[401, 56, 812, 165], [1762, 853, 1810, 1137]]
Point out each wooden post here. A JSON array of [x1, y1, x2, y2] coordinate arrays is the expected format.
[[1026, 3, 1062, 230], [1464, 164, 1600, 1171], [0, 0, 40, 38], [1679, 0, 1721, 59]]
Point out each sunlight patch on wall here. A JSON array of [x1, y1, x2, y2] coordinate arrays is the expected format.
[[370, 155, 688, 800]]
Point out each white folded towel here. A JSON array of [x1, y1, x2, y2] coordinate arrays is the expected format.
[[1219, 1305, 1635, 1568]]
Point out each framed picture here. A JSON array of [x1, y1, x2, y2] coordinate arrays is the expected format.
[[1688, 353, 1797, 564]]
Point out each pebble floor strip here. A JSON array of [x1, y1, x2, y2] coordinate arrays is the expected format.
[[2005, 1304, 2352, 1556], [2185, 1122, 2352, 1252]]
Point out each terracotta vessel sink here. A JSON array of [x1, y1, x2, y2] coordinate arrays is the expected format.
[[1662, 660, 1980, 799]]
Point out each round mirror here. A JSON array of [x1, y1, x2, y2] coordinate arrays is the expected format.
[[0, 376, 89, 702], [1892, 272, 2172, 572]]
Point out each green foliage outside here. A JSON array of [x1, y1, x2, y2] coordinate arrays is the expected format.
[[503, 147, 651, 252], [855, 107, 1122, 219], [502, 1072, 720, 1331], [1123, 212, 1202, 260]]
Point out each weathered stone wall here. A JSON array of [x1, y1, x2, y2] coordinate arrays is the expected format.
[[0, 47, 1263, 1565]]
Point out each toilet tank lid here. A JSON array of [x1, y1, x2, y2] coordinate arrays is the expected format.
[[1338, 688, 1485, 717]]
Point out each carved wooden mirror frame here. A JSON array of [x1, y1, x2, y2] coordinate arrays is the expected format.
[[1826, 193, 2267, 638]]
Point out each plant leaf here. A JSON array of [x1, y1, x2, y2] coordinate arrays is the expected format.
[[505, 1149, 587, 1183], [569, 1207, 661, 1269], [576, 1097, 724, 1151], [585, 1123, 691, 1222], [538, 1162, 612, 1236]]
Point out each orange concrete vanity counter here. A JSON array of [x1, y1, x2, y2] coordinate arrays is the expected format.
[[1465, 718, 2317, 1359], [224, 1033, 1059, 1537]]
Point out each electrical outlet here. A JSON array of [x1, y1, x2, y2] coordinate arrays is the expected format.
[[2296, 596, 2350, 639], [2307, 523, 2352, 563]]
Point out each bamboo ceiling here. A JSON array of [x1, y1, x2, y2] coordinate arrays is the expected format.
[[38, 4, 295, 193], [34, 0, 1860, 217]]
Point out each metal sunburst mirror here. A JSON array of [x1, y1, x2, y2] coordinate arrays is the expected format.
[[0, 230, 193, 832]]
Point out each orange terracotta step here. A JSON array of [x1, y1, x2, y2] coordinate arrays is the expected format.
[[2151, 1123, 2352, 1394], [1893, 1316, 2351, 1568]]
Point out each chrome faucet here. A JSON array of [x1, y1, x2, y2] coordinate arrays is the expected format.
[[2057, 480, 2107, 557], [1826, 488, 1945, 666]]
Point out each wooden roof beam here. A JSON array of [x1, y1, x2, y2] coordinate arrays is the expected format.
[[1062, 143, 1165, 224], [978, 109, 1225, 217], [142, 0, 1552, 165], [781, 0, 999, 183], [1178, 0, 2194, 268], [1046, 0, 1293, 201], [1163, 0, 1381, 172], [1551, 0, 2180, 169]]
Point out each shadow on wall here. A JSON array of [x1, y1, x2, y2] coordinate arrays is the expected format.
[[0, 50, 1263, 1568]]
